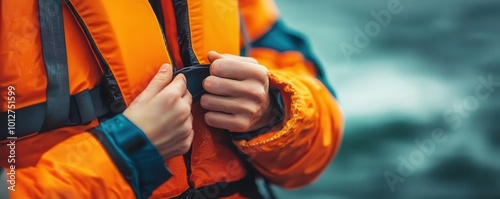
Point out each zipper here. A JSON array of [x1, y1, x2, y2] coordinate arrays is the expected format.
[[183, 149, 195, 198], [68, 0, 198, 196], [148, 1, 196, 197]]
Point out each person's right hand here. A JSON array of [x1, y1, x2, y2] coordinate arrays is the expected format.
[[123, 64, 193, 160]]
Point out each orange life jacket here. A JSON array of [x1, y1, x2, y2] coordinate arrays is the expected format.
[[0, 0, 259, 197], [1, 0, 343, 198]]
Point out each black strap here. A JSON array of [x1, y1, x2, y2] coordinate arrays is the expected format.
[[0, 86, 110, 140], [173, 65, 210, 102], [68, 86, 111, 125], [172, 175, 264, 199], [38, 0, 71, 132], [172, 0, 199, 66]]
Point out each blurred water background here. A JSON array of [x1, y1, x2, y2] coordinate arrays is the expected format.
[[272, 0, 500, 198]]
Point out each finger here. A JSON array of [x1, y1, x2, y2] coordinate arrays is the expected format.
[[223, 53, 258, 64], [210, 58, 268, 81], [204, 111, 249, 132], [202, 75, 254, 97], [200, 94, 254, 114], [135, 64, 173, 102], [208, 51, 258, 64], [208, 51, 224, 63], [158, 73, 187, 100]]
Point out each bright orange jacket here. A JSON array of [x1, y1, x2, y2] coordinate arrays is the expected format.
[[0, 0, 343, 198]]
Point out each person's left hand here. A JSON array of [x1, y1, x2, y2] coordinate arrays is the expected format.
[[201, 51, 276, 132]]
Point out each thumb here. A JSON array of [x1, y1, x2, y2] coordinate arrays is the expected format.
[[136, 64, 173, 102]]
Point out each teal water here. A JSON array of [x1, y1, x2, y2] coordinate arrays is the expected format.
[[273, 0, 500, 198]]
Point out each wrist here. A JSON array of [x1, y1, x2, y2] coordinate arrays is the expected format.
[[91, 114, 172, 198]]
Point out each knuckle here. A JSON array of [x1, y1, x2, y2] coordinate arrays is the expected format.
[[178, 143, 191, 155], [178, 103, 192, 116], [203, 76, 216, 91], [167, 88, 183, 99], [243, 103, 258, 116], [204, 113, 216, 127], [248, 88, 267, 102], [257, 67, 269, 82], [248, 57, 258, 64], [233, 118, 250, 132], [200, 95, 211, 109], [210, 60, 222, 75], [188, 113, 194, 123], [204, 113, 213, 125], [153, 74, 169, 83], [186, 89, 193, 99], [242, 86, 255, 97], [178, 123, 192, 140]]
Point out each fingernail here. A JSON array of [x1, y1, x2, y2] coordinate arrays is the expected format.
[[159, 64, 170, 72]]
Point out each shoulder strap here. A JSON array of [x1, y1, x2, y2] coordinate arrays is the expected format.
[[0, 0, 111, 140], [38, 0, 71, 132]]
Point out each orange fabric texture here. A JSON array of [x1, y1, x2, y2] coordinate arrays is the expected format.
[[189, 102, 247, 188], [187, 0, 240, 65], [7, 132, 135, 199], [0, 0, 101, 111], [234, 48, 344, 188], [220, 193, 252, 199], [0, 120, 99, 169], [239, 0, 279, 43], [150, 156, 189, 198], [66, 0, 172, 106]]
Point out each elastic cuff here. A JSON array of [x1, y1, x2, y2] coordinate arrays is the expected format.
[[230, 86, 285, 141], [91, 114, 171, 198]]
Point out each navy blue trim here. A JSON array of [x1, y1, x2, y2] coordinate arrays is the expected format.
[[149, 0, 165, 34], [172, 0, 199, 66], [249, 20, 337, 98], [231, 86, 285, 141], [92, 114, 171, 199]]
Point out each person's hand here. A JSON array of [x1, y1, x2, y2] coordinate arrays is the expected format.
[[201, 51, 276, 132], [123, 64, 193, 160]]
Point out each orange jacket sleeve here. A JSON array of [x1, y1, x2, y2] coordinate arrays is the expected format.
[[2, 114, 171, 199], [234, 0, 344, 189]]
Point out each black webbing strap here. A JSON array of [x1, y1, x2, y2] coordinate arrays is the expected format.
[[0, 86, 110, 139], [173, 65, 210, 102], [68, 86, 110, 125], [172, 175, 264, 199], [38, 0, 71, 132]]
